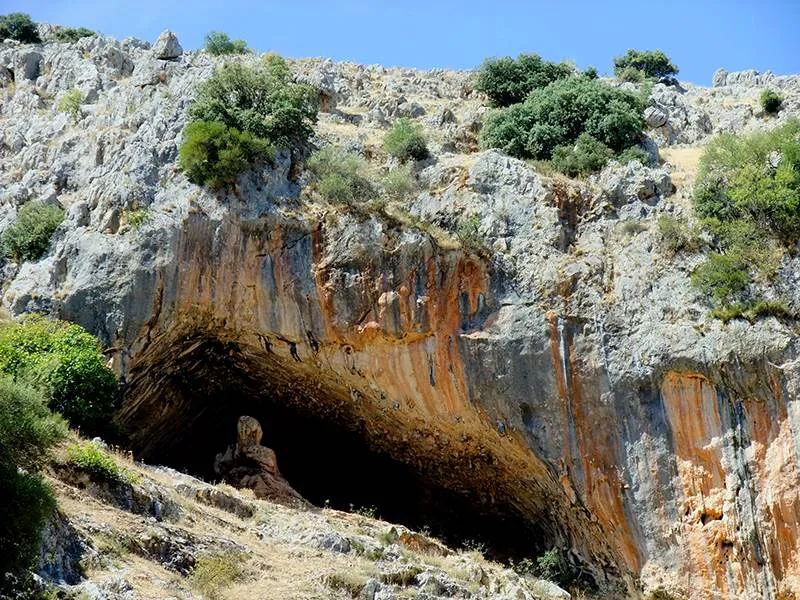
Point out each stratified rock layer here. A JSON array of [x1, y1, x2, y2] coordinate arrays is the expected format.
[[2, 30, 800, 599]]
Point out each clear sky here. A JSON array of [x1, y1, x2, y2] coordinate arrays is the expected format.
[[4, 0, 798, 84]]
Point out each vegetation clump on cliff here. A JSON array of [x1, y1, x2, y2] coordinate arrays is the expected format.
[[692, 119, 800, 319], [0, 12, 40, 44], [0, 377, 66, 593], [480, 72, 646, 174], [613, 49, 679, 80], [475, 53, 574, 107], [179, 53, 319, 187], [1, 201, 64, 263], [204, 30, 248, 55], [0, 315, 118, 433]]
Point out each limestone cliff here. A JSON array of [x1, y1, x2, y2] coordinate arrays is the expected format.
[[2, 29, 800, 599]]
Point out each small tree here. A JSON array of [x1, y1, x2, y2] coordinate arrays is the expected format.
[[475, 54, 574, 107], [760, 89, 783, 114], [613, 49, 678, 80], [384, 118, 428, 162], [204, 31, 248, 55], [53, 26, 96, 43], [0, 13, 41, 44], [551, 133, 613, 177], [179, 120, 273, 188], [57, 88, 83, 122], [1, 201, 64, 263]]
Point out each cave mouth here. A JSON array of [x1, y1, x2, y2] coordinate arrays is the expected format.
[[121, 330, 560, 564]]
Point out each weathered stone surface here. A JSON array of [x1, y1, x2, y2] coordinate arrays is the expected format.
[[2, 34, 800, 600], [151, 30, 182, 60]]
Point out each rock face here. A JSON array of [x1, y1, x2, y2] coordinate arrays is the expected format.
[[2, 30, 800, 599], [214, 416, 305, 504]]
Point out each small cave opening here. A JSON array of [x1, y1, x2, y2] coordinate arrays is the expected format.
[[122, 333, 562, 564]]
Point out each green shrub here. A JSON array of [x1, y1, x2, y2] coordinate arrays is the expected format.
[[180, 54, 318, 187], [65, 441, 133, 484], [189, 54, 318, 149], [658, 215, 702, 254], [613, 49, 678, 80], [127, 208, 151, 230], [760, 89, 783, 114], [53, 26, 95, 43], [618, 66, 646, 83], [384, 118, 428, 162], [481, 77, 644, 161], [694, 120, 800, 243], [190, 553, 245, 599], [179, 120, 273, 188], [0, 315, 118, 433], [57, 89, 83, 122], [1, 201, 64, 263], [551, 133, 613, 177], [382, 164, 418, 201], [307, 146, 374, 205], [0, 13, 41, 44], [691, 253, 750, 306], [0, 377, 66, 581], [456, 214, 486, 254], [204, 31, 248, 55], [474, 54, 574, 107], [583, 66, 598, 80], [617, 145, 650, 166]]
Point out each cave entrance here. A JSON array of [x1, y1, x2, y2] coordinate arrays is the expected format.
[[120, 330, 559, 563]]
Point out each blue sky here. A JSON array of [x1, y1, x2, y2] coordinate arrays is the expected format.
[[4, 0, 798, 84]]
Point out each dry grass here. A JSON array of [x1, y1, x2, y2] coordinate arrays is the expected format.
[[659, 146, 704, 190]]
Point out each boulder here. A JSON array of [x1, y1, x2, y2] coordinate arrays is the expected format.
[[151, 30, 182, 60]]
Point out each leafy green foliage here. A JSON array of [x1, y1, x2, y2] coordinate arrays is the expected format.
[[204, 31, 248, 55], [0, 315, 118, 433], [691, 253, 750, 306], [179, 120, 273, 188], [383, 118, 428, 162], [613, 49, 678, 79], [760, 89, 783, 114], [382, 164, 419, 201], [456, 214, 487, 254], [481, 76, 644, 162], [0, 377, 66, 581], [474, 54, 574, 107], [53, 26, 96, 43], [583, 66, 598, 80], [189, 54, 318, 148], [1, 201, 64, 263], [551, 133, 613, 177], [66, 441, 134, 484], [618, 66, 646, 83], [512, 548, 576, 587], [180, 54, 318, 187], [0, 13, 41, 44], [694, 120, 800, 243], [617, 145, 650, 166], [307, 146, 374, 205], [57, 88, 83, 122]]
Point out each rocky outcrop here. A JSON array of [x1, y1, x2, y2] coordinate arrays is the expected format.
[[2, 31, 800, 599], [214, 416, 305, 504]]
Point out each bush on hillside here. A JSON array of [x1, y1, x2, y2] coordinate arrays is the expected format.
[[180, 53, 318, 187], [307, 146, 374, 205], [383, 118, 429, 162], [179, 120, 273, 188], [0, 377, 66, 582], [657, 215, 702, 255], [57, 88, 83, 122], [617, 145, 650, 166], [382, 164, 419, 201], [1, 201, 64, 263], [0, 315, 118, 433], [474, 53, 575, 107], [66, 441, 135, 484], [480, 76, 644, 161], [53, 26, 96, 43], [550, 133, 613, 177], [204, 31, 248, 55], [760, 89, 783, 114], [694, 120, 800, 244], [618, 66, 646, 84], [0, 13, 41, 44], [613, 49, 678, 80]]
